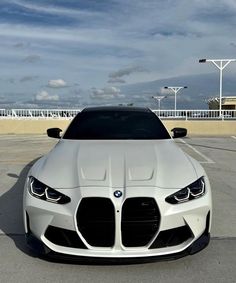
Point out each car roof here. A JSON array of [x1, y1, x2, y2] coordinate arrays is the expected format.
[[81, 106, 151, 113]]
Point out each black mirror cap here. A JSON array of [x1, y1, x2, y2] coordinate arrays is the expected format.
[[171, 127, 187, 138], [47, 128, 62, 139]]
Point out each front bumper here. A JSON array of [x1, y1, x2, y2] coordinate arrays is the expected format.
[[24, 177, 212, 260], [26, 228, 210, 263]]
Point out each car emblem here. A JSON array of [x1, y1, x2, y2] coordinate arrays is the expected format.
[[114, 190, 122, 198]]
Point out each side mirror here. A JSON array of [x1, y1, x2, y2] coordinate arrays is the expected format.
[[47, 128, 62, 139], [171, 127, 187, 138]]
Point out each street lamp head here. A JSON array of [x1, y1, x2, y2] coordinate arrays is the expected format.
[[152, 96, 166, 99], [199, 59, 206, 63]]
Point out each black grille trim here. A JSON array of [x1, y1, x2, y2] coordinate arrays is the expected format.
[[77, 197, 115, 247], [149, 225, 193, 249], [44, 226, 87, 249], [121, 197, 160, 247]]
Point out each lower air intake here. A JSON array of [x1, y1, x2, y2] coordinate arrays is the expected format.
[[44, 226, 87, 249], [77, 197, 115, 247], [121, 197, 160, 247], [149, 225, 193, 249]]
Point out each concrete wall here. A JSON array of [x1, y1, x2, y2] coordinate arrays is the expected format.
[[0, 119, 236, 136], [163, 120, 236, 136], [0, 119, 69, 135]]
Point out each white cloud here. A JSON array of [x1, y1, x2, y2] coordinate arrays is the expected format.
[[13, 0, 103, 19], [1, 0, 236, 102], [91, 86, 121, 99], [48, 79, 67, 88], [36, 90, 59, 101]]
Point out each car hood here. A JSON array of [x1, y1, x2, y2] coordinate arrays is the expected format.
[[31, 139, 204, 189]]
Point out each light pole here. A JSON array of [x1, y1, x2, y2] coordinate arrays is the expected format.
[[164, 86, 187, 112], [152, 95, 166, 110], [199, 58, 236, 117]]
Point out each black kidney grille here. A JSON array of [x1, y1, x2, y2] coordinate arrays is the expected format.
[[77, 197, 115, 247], [121, 197, 160, 247]]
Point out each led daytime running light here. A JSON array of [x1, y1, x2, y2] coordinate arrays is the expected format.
[[28, 177, 70, 204], [166, 177, 205, 204]]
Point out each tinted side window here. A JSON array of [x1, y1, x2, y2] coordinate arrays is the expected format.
[[63, 111, 170, 140]]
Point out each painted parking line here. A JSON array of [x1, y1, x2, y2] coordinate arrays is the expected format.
[[179, 139, 215, 164], [231, 136, 236, 140]]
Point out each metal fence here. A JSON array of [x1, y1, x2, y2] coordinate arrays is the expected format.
[[0, 108, 236, 120], [0, 109, 80, 119], [152, 109, 236, 120]]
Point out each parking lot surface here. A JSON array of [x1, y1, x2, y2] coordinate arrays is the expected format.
[[0, 135, 235, 283]]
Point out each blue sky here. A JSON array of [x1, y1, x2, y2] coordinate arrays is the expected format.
[[1, 0, 236, 108]]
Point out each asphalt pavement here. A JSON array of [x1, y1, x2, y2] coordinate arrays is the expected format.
[[0, 135, 235, 283]]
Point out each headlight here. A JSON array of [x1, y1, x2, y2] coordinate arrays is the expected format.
[[28, 177, 71, 204], [165, 177, 205, 204]]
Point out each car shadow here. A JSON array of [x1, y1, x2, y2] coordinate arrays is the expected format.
[[0, 159, 39, 258]]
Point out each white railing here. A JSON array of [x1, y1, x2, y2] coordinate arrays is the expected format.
[[153, 109, 236, 120], [0, 109, 236, 120], [0, 109, 80, 119]]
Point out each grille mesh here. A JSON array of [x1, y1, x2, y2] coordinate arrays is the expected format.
[[121, 197, 160, 247]]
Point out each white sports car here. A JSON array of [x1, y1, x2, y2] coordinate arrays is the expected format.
[[23, 106, 212, 262]]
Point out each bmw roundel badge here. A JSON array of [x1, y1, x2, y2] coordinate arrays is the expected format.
[[114, 190, 122, 198]]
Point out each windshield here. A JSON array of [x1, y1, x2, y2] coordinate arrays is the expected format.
[[63, 110, 171, 140]]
